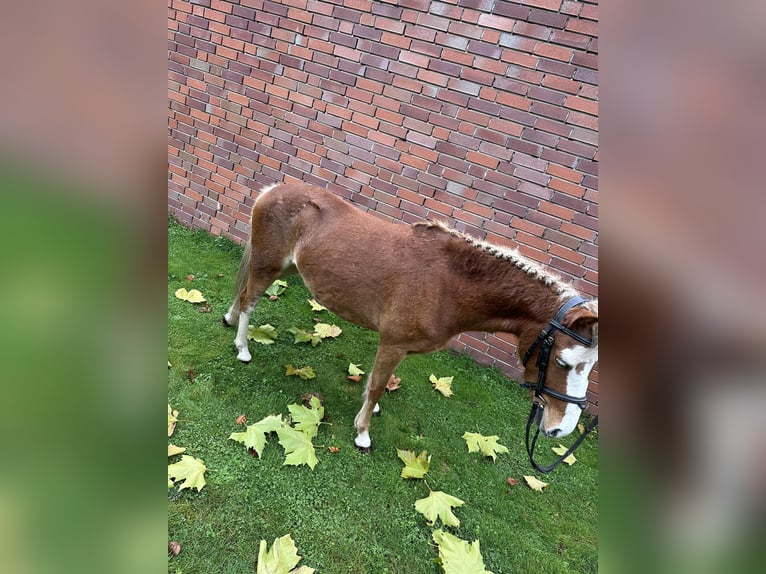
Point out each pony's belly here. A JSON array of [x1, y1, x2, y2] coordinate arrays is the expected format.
[[300, 276, 381, 332]]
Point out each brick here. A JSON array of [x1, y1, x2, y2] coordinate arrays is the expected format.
[[539, 201, 575, 221], [466, 151, 500, 169], [549, 177, 585, 197], [512, 22, 552, 41], [527, 85, 567, 106], [528, 8, 568, 29], [524, 0, 562, 11], [466, 40, 503, 59], [560, 222, 597, 241], [542, 228, 581, 249], [550, 30, 591, 50], [566, 18, 598, 37], [477, 13, 516, 31], [546, 163, 583, 183]]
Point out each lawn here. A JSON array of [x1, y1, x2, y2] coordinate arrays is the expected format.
[[168, 216, 598, 573]]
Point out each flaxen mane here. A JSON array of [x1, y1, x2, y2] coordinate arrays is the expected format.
[[413, 220, 578, 297]]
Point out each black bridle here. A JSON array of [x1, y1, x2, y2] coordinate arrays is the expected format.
[[520, 295, 598, 473]]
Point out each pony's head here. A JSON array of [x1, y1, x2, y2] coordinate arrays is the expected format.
[[520, 299, 598, 438]]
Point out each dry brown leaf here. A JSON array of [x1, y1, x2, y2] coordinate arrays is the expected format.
[[328, 446, 340, 453], [506, 477, 518, 487], [186, 274, 194, 281], [347, 375, 362, 383], [168, 541, 181, 556], [386, 375, 401, 392], [301, 392, 324, 408], [235, 414, 247, 425]]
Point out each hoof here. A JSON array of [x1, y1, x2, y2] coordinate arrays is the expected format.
[[222, 315, 231, 327], [354, 431, 371, 451], [355, 444, 372, 454], [236, 349, 252, 363]]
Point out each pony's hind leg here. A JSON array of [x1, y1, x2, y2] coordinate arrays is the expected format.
[[353, 344, 406, 451], [232, 274, 279, 362], [225, 238, 288, 362], [223, 241, 252, 328]]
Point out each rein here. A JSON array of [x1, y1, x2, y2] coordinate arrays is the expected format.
[[520, 295, 598, 473]]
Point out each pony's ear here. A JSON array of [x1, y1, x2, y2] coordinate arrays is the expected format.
[[564, 301, 598, 346]]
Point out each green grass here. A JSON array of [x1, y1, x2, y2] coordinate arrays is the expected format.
[[168, 216, 597, 573]]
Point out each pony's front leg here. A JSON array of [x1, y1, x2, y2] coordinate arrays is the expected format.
[[354, 345, 406, 451]]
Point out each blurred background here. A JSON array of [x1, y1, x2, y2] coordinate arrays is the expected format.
[[0, 1, 763, 572], [602, 1, 765, 572], [0, 2, 167, 573]]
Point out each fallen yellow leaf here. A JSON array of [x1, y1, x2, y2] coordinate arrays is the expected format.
[[174, 287, 206, 303], [551, 444, 577, 466], [168, 444, 186, 457], [168, 404, 179, 437], [523, 475, 549, 492]]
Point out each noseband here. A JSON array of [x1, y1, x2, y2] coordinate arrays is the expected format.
[[520, 295, 599, 473]]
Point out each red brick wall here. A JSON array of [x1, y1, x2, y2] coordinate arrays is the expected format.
[[167, 0, 599, 410]]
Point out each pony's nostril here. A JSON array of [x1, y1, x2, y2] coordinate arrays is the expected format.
[[546, 428, 562, 438]]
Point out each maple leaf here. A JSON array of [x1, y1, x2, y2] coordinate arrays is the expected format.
[[174, 287, 206, 303], [348, 363, 365, 376], [287, 396, 324, 439], [432, 529, 494, 574], [314, 323, 342, 339], [256, 534, 315, 574], [462, 432, 509, 461], [248, 324, 278, 345], [386, 375, 401, 392], [551, 444, 577, 466], [229, 414, 285, 458], [168, 404, 179, 437], [168, 455, 207, 491], [308, 299, 327, 311], [285, 364, 316, 380], [265, 279, 288, 298], [276, 426, 318, 470], [414, 491, 465, 528], [168, 444, 186, 457], [523, 475, 549, 492], [397, 449, 430, 479], [430, 374, 454, 397], [288, 327, 321, 347]]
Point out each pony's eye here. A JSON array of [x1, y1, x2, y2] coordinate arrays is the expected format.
[[554, 356, 571, 369]]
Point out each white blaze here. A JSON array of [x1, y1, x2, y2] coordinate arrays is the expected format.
[[556, 344, 598, 434]]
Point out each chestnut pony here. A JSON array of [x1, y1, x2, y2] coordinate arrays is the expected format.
[[224, 183, 598, 462]]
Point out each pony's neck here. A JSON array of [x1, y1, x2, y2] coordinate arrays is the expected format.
[[465, 271, 567, 336], [443, 233, 574, 337]]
